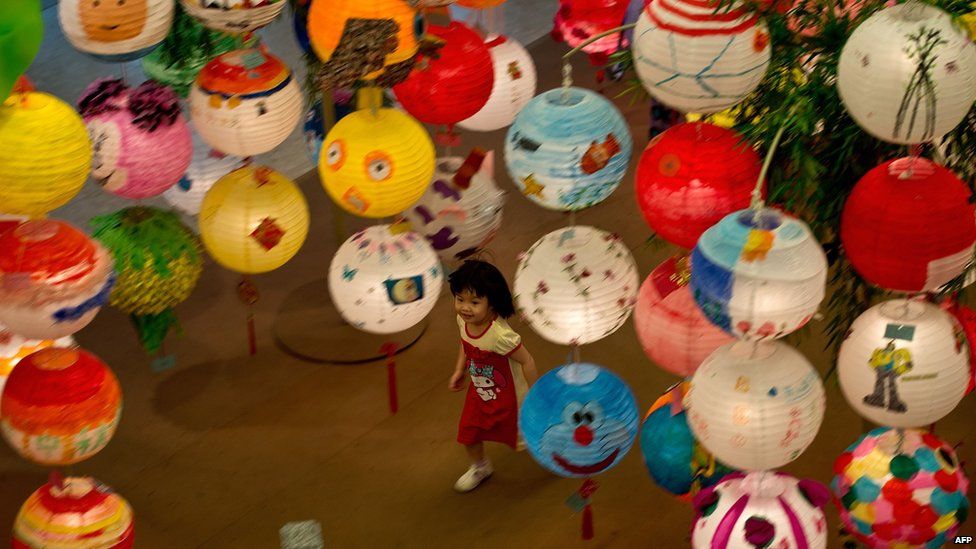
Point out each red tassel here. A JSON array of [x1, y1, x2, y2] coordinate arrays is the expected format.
[[381, 343, 399, 414], [237, 277, 260, 356], [247, 312, 256, 356], [582, 504, 594, 540]]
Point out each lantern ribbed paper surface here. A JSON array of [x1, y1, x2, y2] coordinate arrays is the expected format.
[[838, 300, 969, 429], [687, 341, 826, 471], [328, 225, 443, 334], [0, 220, 115, 340], [636, 123, 761, 249], [199, 166, 309, 274], [505, 87, 632, 211], [838, 3, 976, 145], [163, 131, 245, 216], [634, 256, 735, 377], [0, 326, 75, 400], [519, 363, 638, 478], [0, 92, 92, 217], [320, 107, 435, 218], [841, 158, 976, 293], [59, 0, 174, 61], [553, 0, 631, 55], [691, 208, 827, 341], [189, 48, 302, 157], [458, 35, 537, 132], [180, 0, 285, 34], [514, 226, 639, 346], [692, 472, 830, 549], [13, 477, 134, 549], [832, 428, 970, 549], [1, 348, 122, 466]]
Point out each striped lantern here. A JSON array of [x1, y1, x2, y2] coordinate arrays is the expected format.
[[199, 166, 310, 275], [0, 325, 75, 401], [514, 226, 639, 346], [1, 348, 122, 466], [180, 0, 286, 34], [691, 208, 828, 341], [838, 3, 976, 145], [13, 477, 134, 549], [0, 92, 92, 217], [163, 131, 245, 217], [686, 341, 826, 471], [505, 87, 632, 211], [553, 0, 631, 56], [632, 0, 771, 114], [58, 0, 174, 62], [328, 225, 443, 334], [838, 299, 969, 429], [457, 35, 537, 132], [189, 48, 302, 158]]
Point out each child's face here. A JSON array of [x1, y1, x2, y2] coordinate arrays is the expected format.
[[454, 289, 492, 325]]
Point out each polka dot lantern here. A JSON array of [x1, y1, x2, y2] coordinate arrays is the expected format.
[[457, 35, 537, 132], [13, 476, 134, 548], [180, 0, 286, 34], [505, 87, 632, 211], [163, 131, 245, 217], [0, 326, 75, 401], [59, 0, 174, 62], [514, 226, 639, 346], [553, 0, 631, 58]]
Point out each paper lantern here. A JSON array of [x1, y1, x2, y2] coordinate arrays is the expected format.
[[686, 341, 826, 471], [199, 165, 309, 275], [640, 383, 736, 500], [402, 154, 505, 266], [1, 348, 122, 466], [943, 300, 976, 395], [180, 0, 285, 34], [189, 47, 302, 157], [838, 299, 969, 429], [457, 35, 536, 132], [692, 472, 830, 549], [292, 0, 312, 53], [514, 226, 639, 346], [0, 326, 75, 400], [320, 107, 435, 218], [635, 122, 761, 249], [519, 362, 638, 478], [13, 476, 134, 548], [553, 0, 631, 57], [632, 0, 771, 113], [833, 428, 970, 548], [163, 131, 245, 216], [505, 87, 632, 211], [840, 158, 976, 293], [457, 0, 505, 6], [0, 0, 42, 102], [0, 92, 92, 217], [691, 208, 827, 341], [59, 0, 173, 61], [0, 220, 115, 340], [393, 22, 494, 128], [328, 225, 443, 334], [838, 3, 976, 145], [302, 93, 356, 167], [634, 256, 735, 377]]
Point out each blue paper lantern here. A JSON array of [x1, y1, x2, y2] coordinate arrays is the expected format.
[[519, 362, 638, 478], [292, 0, 312, 54], [504, 87, 632, 211]]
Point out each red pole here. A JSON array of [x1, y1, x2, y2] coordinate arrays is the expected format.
[[381, 343, 400, 414]]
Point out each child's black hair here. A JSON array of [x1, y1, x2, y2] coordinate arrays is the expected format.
[[448, 260, 516, 319]]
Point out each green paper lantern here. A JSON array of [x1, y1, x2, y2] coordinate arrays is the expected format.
[[0, 0, 43, 101]]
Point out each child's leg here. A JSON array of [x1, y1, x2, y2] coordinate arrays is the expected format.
[[464, 442, 485, 464]]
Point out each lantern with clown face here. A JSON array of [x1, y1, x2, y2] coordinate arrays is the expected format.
[[59, 0, 174, 61]]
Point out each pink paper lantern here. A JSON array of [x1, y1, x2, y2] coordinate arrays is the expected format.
[[553, 0, 630, 61]]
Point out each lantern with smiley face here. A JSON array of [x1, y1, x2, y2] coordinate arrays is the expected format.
[[59, 0, 174, 62], [180, 0, 286, 35]]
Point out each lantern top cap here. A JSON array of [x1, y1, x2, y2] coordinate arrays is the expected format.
[[557, 362, 600, 385]]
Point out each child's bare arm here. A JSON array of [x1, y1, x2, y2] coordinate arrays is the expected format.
[[449, 343, 466, 391], [508, 345, 538, 385]]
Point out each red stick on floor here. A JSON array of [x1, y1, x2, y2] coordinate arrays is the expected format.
[[380, 342, 400, 414]]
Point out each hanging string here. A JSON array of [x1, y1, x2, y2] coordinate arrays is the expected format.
[[750, 124, 787, 213], [560, 23, 637, 100]]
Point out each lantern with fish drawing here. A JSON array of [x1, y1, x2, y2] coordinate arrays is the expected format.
[[180, 0, 286, 34]]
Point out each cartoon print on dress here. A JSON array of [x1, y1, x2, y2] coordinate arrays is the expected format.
[[468, 362, 508, 402], [79, 0, 149, 42]]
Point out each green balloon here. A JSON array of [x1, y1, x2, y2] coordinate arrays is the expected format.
[[0, 0, 43, 101]]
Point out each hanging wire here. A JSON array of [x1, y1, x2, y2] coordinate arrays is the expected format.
[[560, 23, 637, 100]]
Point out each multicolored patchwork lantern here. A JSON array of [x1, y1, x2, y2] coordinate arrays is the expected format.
[[838, 299, 969, 429], [833, 428, 970, 549], [514, 226, 639, 346], [552, 0, 631, 60], [838, 3, 976, 145], [635, 122, 761, 250], [59, 0, 174, 61], [632, 0, 771, 113], [692, 472, 830, 549], [691, 208, 828, 341], [0, 220, 115, 340], [458, 35, 537, 132], [13, 476, 134, 548], [180, 0, 285, 34], [505, 87, 632, 211], [1, 348, 122, 466], [163, 130, 245, 216], [328, 224, 443, 334], [0, 326, 75, 400], [686, 341, 826, 471], [189, 47, 302, 157], [840, 158, 976, 293]]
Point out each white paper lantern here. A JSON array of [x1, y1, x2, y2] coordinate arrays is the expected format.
[[838, 299, 969, 428], [514, 226, 639, 346], [457, 35, 537, 132], [329, 225, 443, 334], [838, 2, 976, 145], [180, 0, 286, 34], [163, 131, 245, 216], [632, 0, 771, 114], [686, 341, 826, 471], [58, 0, 174, 61]]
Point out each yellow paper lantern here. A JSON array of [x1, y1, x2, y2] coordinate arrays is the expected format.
[[198, 165, 309, 274], [0, 92, 92, 217], [320, 107, 435, 218]]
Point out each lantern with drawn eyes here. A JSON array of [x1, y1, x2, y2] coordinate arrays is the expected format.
[[59, 0, 175, 62]]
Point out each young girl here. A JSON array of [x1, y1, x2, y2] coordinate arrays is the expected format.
[[448, 260, 537, 492]]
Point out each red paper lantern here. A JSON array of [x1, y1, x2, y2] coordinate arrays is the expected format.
[[552, 0, 630, 62], [635, 123, 761, 250], [841, 158, 976, 292], [392, 22, 494, 130]]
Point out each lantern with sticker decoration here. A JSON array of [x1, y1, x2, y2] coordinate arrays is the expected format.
[[180, 0, 285, 34], [59, 0, 174, 62], [552, 0, 631, 64], [163, 130, 245, 216], [457, 35, 537, 133], [0, 324, 75, 400]]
